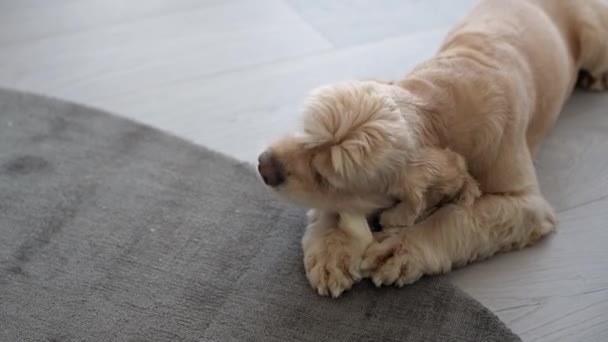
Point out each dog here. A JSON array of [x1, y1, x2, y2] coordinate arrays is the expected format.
[[258, 0, 608, 297]]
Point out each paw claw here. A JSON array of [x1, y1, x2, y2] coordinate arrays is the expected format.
[[372, 277, 383, 288], [329, 286, 344, 298]]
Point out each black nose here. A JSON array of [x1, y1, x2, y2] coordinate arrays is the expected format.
[[257, 150, 285, 187]]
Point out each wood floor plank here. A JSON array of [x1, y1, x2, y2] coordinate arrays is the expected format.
[[537, 92, 608, 211], [284, 0, 477, 47], [0, 0, 332, 93], [0, 0, 226, 46]]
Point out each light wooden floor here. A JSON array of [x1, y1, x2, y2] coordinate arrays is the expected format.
[[1, 1, 607, 341]]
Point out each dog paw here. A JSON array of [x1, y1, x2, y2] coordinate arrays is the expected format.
[[527, 203, 557, 247], [361, 234, 424, 287], [455, 175, 481, 206], [379, 207, 417, 228], [303, 229, 364, 298]]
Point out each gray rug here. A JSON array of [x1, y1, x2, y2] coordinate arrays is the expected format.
[[0, 88, 520, 342]]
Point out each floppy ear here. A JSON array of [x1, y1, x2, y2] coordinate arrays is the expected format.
[[325, 114, 400, 180], [301, 83, 406, 182]]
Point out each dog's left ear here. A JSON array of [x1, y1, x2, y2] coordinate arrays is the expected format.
[[301, 83, 406, 182], [328, 117, 400, 180]]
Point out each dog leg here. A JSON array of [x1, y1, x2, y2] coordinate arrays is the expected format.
[[379, 148, 480, 228], [379, 200, 423, 228], [362, 191, 556, 287], [302, 210, 367, 297]]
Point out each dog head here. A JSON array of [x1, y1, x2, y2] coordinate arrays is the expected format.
[[258, 80, 418, 213]]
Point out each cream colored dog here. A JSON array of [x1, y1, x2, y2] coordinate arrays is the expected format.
[[258, 0, 608, 297]]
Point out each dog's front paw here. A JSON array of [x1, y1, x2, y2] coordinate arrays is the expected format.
[[455, 175, 481, 206], [303, 229, 364, 298], [379, 206, 417, 228], [362, 233, 424, 287]]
